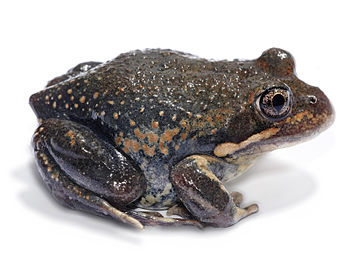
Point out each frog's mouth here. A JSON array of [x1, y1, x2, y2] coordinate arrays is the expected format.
[[214, 86, 334, 159]]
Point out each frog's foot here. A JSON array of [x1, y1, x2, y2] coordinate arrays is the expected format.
[[170, 155, 258, 228], [126, 211, 203, 228], [233, 204, 259, 223], [33, 118, 146, 229], [230, 191, 258, 222]]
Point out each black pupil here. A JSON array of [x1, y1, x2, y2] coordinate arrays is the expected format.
[[272, 94, 285, 112]]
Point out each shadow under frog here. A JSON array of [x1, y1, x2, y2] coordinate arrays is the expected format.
[[28, 48, 334, 229]]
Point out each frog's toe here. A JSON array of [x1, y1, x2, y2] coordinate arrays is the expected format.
[[230, 192, 258, 222], [126, 211, 204, 228], [233, 203, 259, 223], [230, 191, 243, 207]]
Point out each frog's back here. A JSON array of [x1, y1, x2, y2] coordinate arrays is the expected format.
[[30, 49, 258, 209]]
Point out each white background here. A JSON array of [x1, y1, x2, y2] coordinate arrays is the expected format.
[[1, 1, 348, 262]]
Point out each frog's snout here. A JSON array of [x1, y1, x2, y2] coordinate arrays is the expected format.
[[306, 87, 335, 132], [281, 86, 334, 140]]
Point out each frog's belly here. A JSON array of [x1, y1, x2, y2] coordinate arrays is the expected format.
[[135, 163, 177, 210], [134, 154, 262, 210]]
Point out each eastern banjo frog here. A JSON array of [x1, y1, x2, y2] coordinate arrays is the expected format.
[[30, 48, 334, 228]]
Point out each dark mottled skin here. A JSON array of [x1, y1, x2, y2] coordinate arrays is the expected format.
[[30, 48, 334, 228]]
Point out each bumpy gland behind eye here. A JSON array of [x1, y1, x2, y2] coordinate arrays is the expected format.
[[257, 48, 296, 77]]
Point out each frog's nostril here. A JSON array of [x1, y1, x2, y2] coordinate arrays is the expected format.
[[307, 95, 317, 104]]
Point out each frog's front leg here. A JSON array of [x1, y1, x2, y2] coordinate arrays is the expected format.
[[170, 155, 258, 227], [33, 118, 146, 229]]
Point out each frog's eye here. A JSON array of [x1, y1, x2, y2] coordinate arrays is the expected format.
[[257, 86, 292, 121]]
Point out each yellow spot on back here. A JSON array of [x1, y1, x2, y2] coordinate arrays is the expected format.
[[107, 100, 114, 105], [180, 133, 188, 141], [67, 89, 72, 94], [159, 142, 168, 155], [124, 139, 141, 152], [113, 112, 119, 119], [134, 128, 147, 140], [152, 121, 159, 129], [180, 119, 187, 128], [147, 132, 159, 144], [142, 144, 155, 157], [159, 111, 164, 116], [79, 96, 86, 103], [161, 128, 180, 142], [115, 137, 123, 145], [52, 101, 57, 109], [74, 103, 78, 108], [206, 116, 215, 126], [130, 119, 136, 126], [58, 94, 62, 100], [93, 92, 99, 99]]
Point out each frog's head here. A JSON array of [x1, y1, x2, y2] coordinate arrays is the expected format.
[[214, 48, 334, 158]]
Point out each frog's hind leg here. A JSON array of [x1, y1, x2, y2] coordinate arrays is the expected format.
[[125, 210, 203, 228], [170, 155, 258, 228], [32, 118, 146, 229]]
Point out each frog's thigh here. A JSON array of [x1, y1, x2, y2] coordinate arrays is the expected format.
[[170, 155, 258, 227], [33, 118, 145, 229]]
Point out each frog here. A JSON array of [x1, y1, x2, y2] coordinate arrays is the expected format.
[[29, 48, 334, 229]]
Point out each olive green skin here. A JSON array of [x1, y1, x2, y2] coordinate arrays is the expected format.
[[30, 48, 334, 212]]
